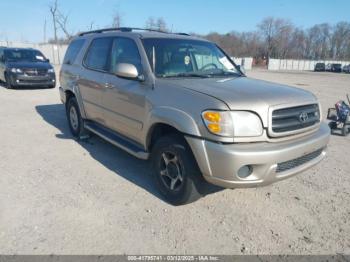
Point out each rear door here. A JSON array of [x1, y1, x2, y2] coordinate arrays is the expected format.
[[0, 49, 5, 81], [78, 37, 113, 124]]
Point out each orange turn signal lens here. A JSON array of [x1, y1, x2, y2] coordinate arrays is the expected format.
[[203, 111, 221, 123], [207, 123, 221, 133]]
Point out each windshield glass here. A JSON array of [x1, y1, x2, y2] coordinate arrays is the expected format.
[[142, 38, 240, 78], [4, 49, 47, 62]]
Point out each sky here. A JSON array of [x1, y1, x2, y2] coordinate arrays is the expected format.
[[0, 0, 349, 43]]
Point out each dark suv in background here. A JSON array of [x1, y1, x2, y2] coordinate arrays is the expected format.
[[326, 63, 342, 73], [0, 47, 56, 89], [314, 62, 325, 72]]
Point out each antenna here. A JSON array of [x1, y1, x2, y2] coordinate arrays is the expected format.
[[152, 46, 156, 89]]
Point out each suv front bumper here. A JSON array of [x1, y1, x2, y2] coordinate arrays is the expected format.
[[186, 123, 330, 188]]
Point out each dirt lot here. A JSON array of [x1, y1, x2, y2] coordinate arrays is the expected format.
[[0, 70, 349, 255]]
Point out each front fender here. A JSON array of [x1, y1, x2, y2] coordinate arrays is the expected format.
[[145, 106, 201, 142]]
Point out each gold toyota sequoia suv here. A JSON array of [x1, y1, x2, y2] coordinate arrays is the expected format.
[[59, 27, 330, 205]]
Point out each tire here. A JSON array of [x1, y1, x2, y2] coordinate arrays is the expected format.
[[151, 134, 204, 205], [66, 97, 88, 139], [328, 121, 337, 130], [4, 74, 13, 89], [342, 123, 349, 136]]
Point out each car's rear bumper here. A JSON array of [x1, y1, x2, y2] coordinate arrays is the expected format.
[[186, 123, 330, 188]]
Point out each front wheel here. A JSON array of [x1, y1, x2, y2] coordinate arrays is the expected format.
[[342, 123, 349, 136], [4, 74, 13, 89], [151, 134, 204, 205]]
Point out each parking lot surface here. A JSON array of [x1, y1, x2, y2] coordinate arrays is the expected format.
[[0, 70, 349, 255]]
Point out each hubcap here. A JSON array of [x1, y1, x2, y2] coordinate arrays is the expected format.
[[159, 151, 184, 191], [69, 106, 79, 131]]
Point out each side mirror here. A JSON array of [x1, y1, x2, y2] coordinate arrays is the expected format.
[[45, 59, 50, 63], [114, 63, 144, 81]]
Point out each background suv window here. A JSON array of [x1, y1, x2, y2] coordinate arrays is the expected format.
[[110, 38, 142, 74], [63, 39, 85, 65], [84, 38, 113, 71]]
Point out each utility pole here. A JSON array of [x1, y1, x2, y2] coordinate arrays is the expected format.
[[44, 19, 47, 43]]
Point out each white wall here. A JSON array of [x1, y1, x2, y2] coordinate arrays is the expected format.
[[268, 58, 350, 71], [232, 57, 253, 70]]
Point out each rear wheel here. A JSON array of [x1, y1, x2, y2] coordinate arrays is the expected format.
[[151, 134, 204, 205], [66, 97, 89, 139]]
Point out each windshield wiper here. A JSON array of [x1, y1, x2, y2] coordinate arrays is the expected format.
[[205, 70, 241, 77], [160, 72, 210, 78]]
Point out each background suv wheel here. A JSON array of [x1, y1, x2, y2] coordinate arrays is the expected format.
[[4, 74, 13, 89]]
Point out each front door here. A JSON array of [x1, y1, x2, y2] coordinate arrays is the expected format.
[[101, 37, 148, 144]]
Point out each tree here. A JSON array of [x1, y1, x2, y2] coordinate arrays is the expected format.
[[112, 11, 122, 28], [330, 22, 350, 59], [145, 17, 156, 30], [145, 17, 168, 32], [258, 17, 294, 60], [49, 0, 60, 61], [156, 18, 167, 32], [49, 0, 72, 42], [56, 10, 72, 39]]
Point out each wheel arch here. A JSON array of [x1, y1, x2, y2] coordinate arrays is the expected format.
[[145, 107, 202, 152], [63, 85, 87, 119]]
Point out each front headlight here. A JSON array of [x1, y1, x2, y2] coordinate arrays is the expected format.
[[48, 68, 55, 73], [230, 111, 263, 137], [202, 110, 263, 137], [10, 68, 22, 73]]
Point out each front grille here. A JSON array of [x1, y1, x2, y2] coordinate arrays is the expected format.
[[24, 69, 47, 76], [276, 148, 323, 173], [272, 104, 320, 133], [18, 79, 48, 83]]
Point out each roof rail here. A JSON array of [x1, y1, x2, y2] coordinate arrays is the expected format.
[[78, 27, 190, 37]]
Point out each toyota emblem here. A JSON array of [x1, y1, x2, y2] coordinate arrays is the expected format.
[[299, 112, 309, 123]]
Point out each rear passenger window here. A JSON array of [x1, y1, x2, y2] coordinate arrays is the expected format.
[[110, 38, 142, 73], [84, 38, 113, 71], [63, 39, 85, 65]]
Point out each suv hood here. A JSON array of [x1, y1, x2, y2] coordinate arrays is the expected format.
[[166, 76, 317, 127], [6, 61, 52, 69]]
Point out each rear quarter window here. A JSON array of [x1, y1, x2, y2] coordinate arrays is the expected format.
[[63, 39, 85, 65]]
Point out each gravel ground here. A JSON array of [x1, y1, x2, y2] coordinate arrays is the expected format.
[[0, 69, 349, 255]]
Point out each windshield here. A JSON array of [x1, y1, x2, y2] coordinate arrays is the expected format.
[[142, 38, 241, 78], [4, 49, 47, 63]]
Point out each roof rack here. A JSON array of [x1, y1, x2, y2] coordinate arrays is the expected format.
[[78, 27, 190, 37]]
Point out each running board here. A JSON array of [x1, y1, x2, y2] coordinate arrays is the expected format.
[[84, 121, 149, 160]]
